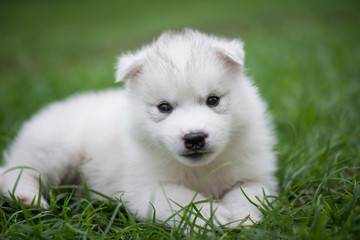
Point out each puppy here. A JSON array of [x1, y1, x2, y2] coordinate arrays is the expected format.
[[0, 29, 277, 228]]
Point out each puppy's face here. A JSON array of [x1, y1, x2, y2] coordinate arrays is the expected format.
[[131, 66, 238, 166], [116, 30, 245, 166]]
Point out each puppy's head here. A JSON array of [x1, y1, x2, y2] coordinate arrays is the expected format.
[[116, 29, 246, 166]]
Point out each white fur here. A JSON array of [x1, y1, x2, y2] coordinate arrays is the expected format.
[[0, 29, 277, 227]]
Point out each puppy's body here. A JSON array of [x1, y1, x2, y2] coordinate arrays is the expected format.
[[1, 29, 277, 227]]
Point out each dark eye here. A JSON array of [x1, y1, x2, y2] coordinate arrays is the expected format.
[[157, 102, 173, 113], [206, 96, 220, 107]]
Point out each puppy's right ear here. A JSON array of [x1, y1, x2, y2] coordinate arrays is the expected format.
[[115, 52, 143, 82], [215, 39, 245, 71]]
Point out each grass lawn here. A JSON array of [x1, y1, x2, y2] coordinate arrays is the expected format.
[[0, 0, 359, 239]]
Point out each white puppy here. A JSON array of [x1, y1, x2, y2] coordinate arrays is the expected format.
[[0, 29, 277, 228]]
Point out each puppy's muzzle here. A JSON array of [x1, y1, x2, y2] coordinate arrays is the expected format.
[[183, 132, 208, 150]]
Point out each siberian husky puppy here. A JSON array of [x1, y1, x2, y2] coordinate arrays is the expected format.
[[0, 29, 277, 228]]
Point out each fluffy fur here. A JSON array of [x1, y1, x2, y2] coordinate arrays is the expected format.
[[0, 29, 277, 227]]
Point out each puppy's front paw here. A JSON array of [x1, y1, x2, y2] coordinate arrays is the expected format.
[[193, 202, 232, 227], [222, 195, 263, 226]]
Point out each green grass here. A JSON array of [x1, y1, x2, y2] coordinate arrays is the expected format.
[[1, 0, 359, 239]]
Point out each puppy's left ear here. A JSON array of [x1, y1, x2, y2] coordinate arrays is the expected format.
[[115, 52, 143, 83], [216, 39, 245, 69]]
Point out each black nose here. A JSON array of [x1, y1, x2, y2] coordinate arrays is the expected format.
[[184, 132, 207, 150]]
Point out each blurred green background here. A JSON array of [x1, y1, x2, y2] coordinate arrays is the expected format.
[[0, 0, 359, 164]]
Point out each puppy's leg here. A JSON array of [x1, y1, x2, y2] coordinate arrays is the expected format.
[[1, 168, 49, 208], [123, 183, 232, 228], [221, 181, 274, 227], [1, 142, 80, 208]]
